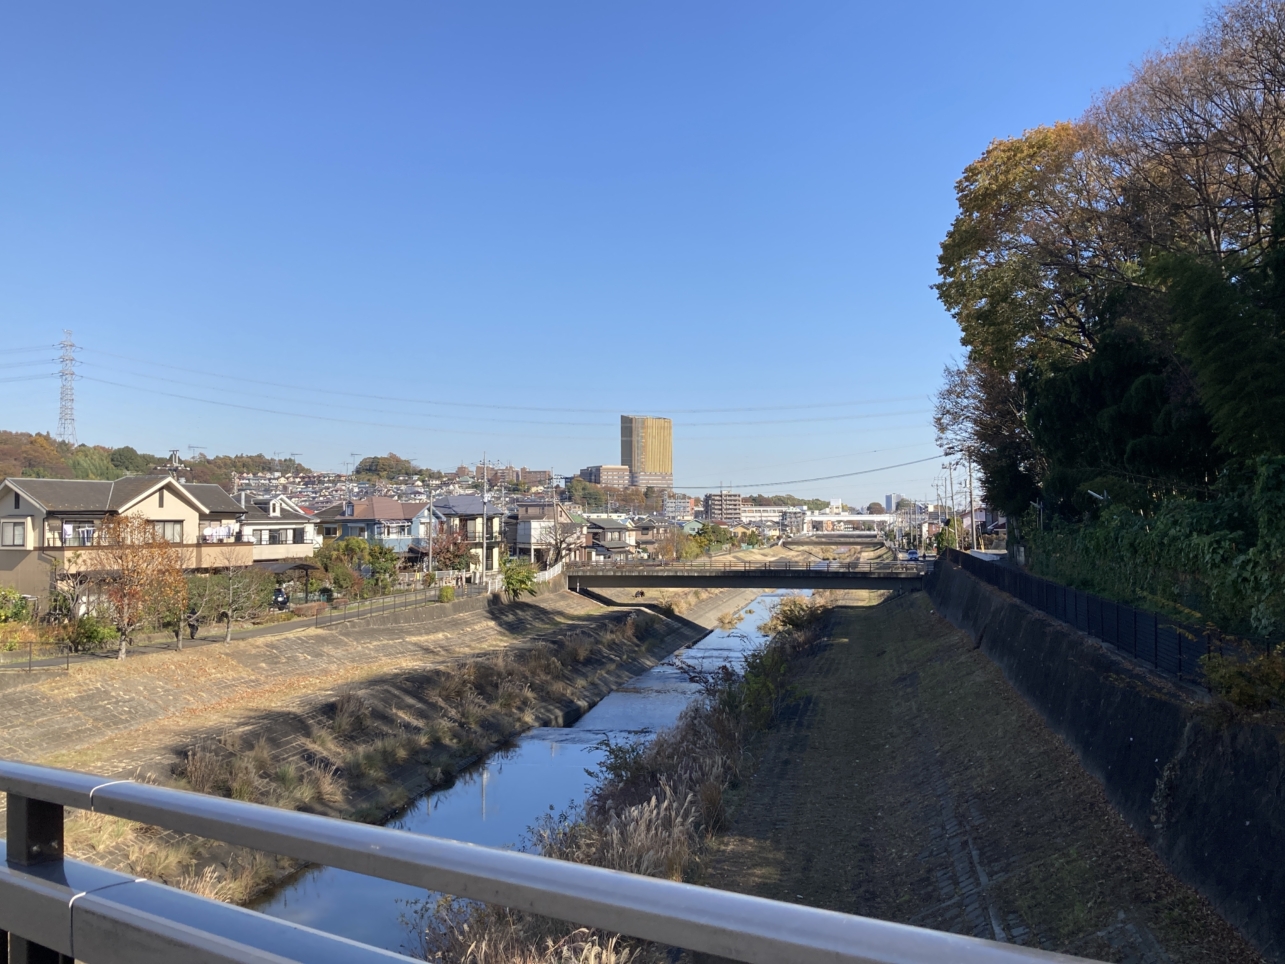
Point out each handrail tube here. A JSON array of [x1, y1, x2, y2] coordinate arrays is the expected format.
[[0, 841, 415, 963], [2, 762, 1093, 964]]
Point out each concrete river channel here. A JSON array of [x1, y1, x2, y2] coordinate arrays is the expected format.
[[253, 590, 795, 953]]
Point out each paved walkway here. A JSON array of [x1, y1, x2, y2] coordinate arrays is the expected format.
[[700, 592, 1263, 964]]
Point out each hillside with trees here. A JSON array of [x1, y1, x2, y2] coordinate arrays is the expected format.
[[934, 0, 1285, 635], [0, 431, 310, 491]]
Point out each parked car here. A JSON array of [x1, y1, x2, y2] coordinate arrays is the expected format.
[[906, 549, 919, 561], [272, 588, 290, 610]]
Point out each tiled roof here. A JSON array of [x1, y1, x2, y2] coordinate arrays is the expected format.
[[182, 483, 244, 514], [6, 476, 221, 515], [432, 495, 503, 518], [315, 497, 429, 521]]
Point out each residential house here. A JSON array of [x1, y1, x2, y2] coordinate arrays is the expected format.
[[237, 494, 320, 561], [413, 494, 505, 574], [0, 475, 253, 601], [315, 497, 432, 553], [586, 516, 637, 560], [507, 499, 589, 566], [631, 515, 681, 556]]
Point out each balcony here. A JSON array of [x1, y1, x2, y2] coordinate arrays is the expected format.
[[40, 542, 256, 572]]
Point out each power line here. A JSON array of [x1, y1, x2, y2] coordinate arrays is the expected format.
[[674, 455, 942, 490], [76, 359, 927, 429], [82, 348, 921, 416]]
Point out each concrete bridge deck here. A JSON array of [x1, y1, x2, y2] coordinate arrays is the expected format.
[[564, 559, 929, 591]]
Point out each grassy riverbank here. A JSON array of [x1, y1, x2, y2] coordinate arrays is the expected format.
[[698, 592, 1261, 964], [56, 590, 739, 904]]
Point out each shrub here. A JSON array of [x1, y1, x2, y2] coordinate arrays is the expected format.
[[66, 615, 118, 652], [500, 556, 538, 601], [0, 586, 29, 623], [438, 586, 455, 604]]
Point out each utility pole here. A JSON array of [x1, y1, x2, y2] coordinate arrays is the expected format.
[[480, 452, 488, 586], [966, 451, 978, 553], [945, 461, 957, 547], [427, 475, 435, 576]]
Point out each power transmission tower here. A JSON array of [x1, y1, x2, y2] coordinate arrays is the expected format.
[[56, 330, 78, 446]]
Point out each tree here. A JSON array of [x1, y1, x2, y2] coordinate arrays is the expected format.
[[426, 526, 475, 571], [499, 556, 538, 601], [691, 522, 732, 555], [189, 567, 274, 643], [367, 544, 399, 594], [354, 453, 419, 478], [866, 502, 885, 515], [94, 514, 188, 658]]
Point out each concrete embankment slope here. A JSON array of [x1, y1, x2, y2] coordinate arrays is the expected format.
[[0, 583, 750, 779], [929, 559, 1285, 962]]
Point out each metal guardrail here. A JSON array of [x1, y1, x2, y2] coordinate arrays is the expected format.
[[0, 760, 1098, 964]]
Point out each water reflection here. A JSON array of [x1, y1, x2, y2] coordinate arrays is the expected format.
[[254, 592, 793, 952]]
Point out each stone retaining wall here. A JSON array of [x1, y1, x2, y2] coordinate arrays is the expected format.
[[927, 560, 1285, 961]]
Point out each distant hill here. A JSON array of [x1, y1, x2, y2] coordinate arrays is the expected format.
[[0, 431, 311, 492]]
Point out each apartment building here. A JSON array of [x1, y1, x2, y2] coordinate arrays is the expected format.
[[703, 491, 744, 524], [621, 415, 673, 490], [579, 464, 632, 488]]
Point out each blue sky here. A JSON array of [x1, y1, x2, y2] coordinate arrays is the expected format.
[[0, 1, 1210, 504]]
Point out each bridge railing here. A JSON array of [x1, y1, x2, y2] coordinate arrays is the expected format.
[[0, 759, 1088, 964], [565, 559, 928, 575]]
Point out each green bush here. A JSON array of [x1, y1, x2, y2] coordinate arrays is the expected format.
[[1025, 456, 1285, 638], [499, 556, 538, 601], [438, 586, 455, 604], [0, 586, 29, 623], [66, 615, 117, 652]]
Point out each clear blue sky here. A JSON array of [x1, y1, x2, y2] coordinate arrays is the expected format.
[[0, 1, 1210, 504]]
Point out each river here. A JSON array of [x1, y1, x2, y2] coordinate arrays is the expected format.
[[253, 590, 791, 955]]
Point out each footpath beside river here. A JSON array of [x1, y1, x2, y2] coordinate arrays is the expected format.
[[700, 592, 1262, 964]]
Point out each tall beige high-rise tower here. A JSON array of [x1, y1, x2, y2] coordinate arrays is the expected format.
[[620, 415, 673, 490]]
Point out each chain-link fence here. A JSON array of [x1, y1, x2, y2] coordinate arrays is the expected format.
[[940, 548, 1215, 687]]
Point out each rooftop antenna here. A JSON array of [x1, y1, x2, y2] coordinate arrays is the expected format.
[[56, 330, 78, 446]]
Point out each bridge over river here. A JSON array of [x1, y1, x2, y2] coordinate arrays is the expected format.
[[563, 558, 930, 591]]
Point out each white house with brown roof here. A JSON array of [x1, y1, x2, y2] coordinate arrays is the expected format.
[[0, 476, 254, 600]]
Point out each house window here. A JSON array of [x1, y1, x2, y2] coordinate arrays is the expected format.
[[294, 528, 306, 544], [158, 490, 165, 508], [323, 525, 338, 537], [13, 493, 19, 510], [1, 521, 24, 547], [255, 529, 268, 545], [154, 521, 183, 543]]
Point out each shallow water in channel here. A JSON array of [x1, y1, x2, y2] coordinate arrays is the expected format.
[[253, 591, 796, 953]]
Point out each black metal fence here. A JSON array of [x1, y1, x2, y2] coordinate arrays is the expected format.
[[940, 548, 1214, 687], [313, 582, 490, 628]]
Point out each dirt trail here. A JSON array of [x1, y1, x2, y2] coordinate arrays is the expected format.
[[700, 592, 1262, 964]]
